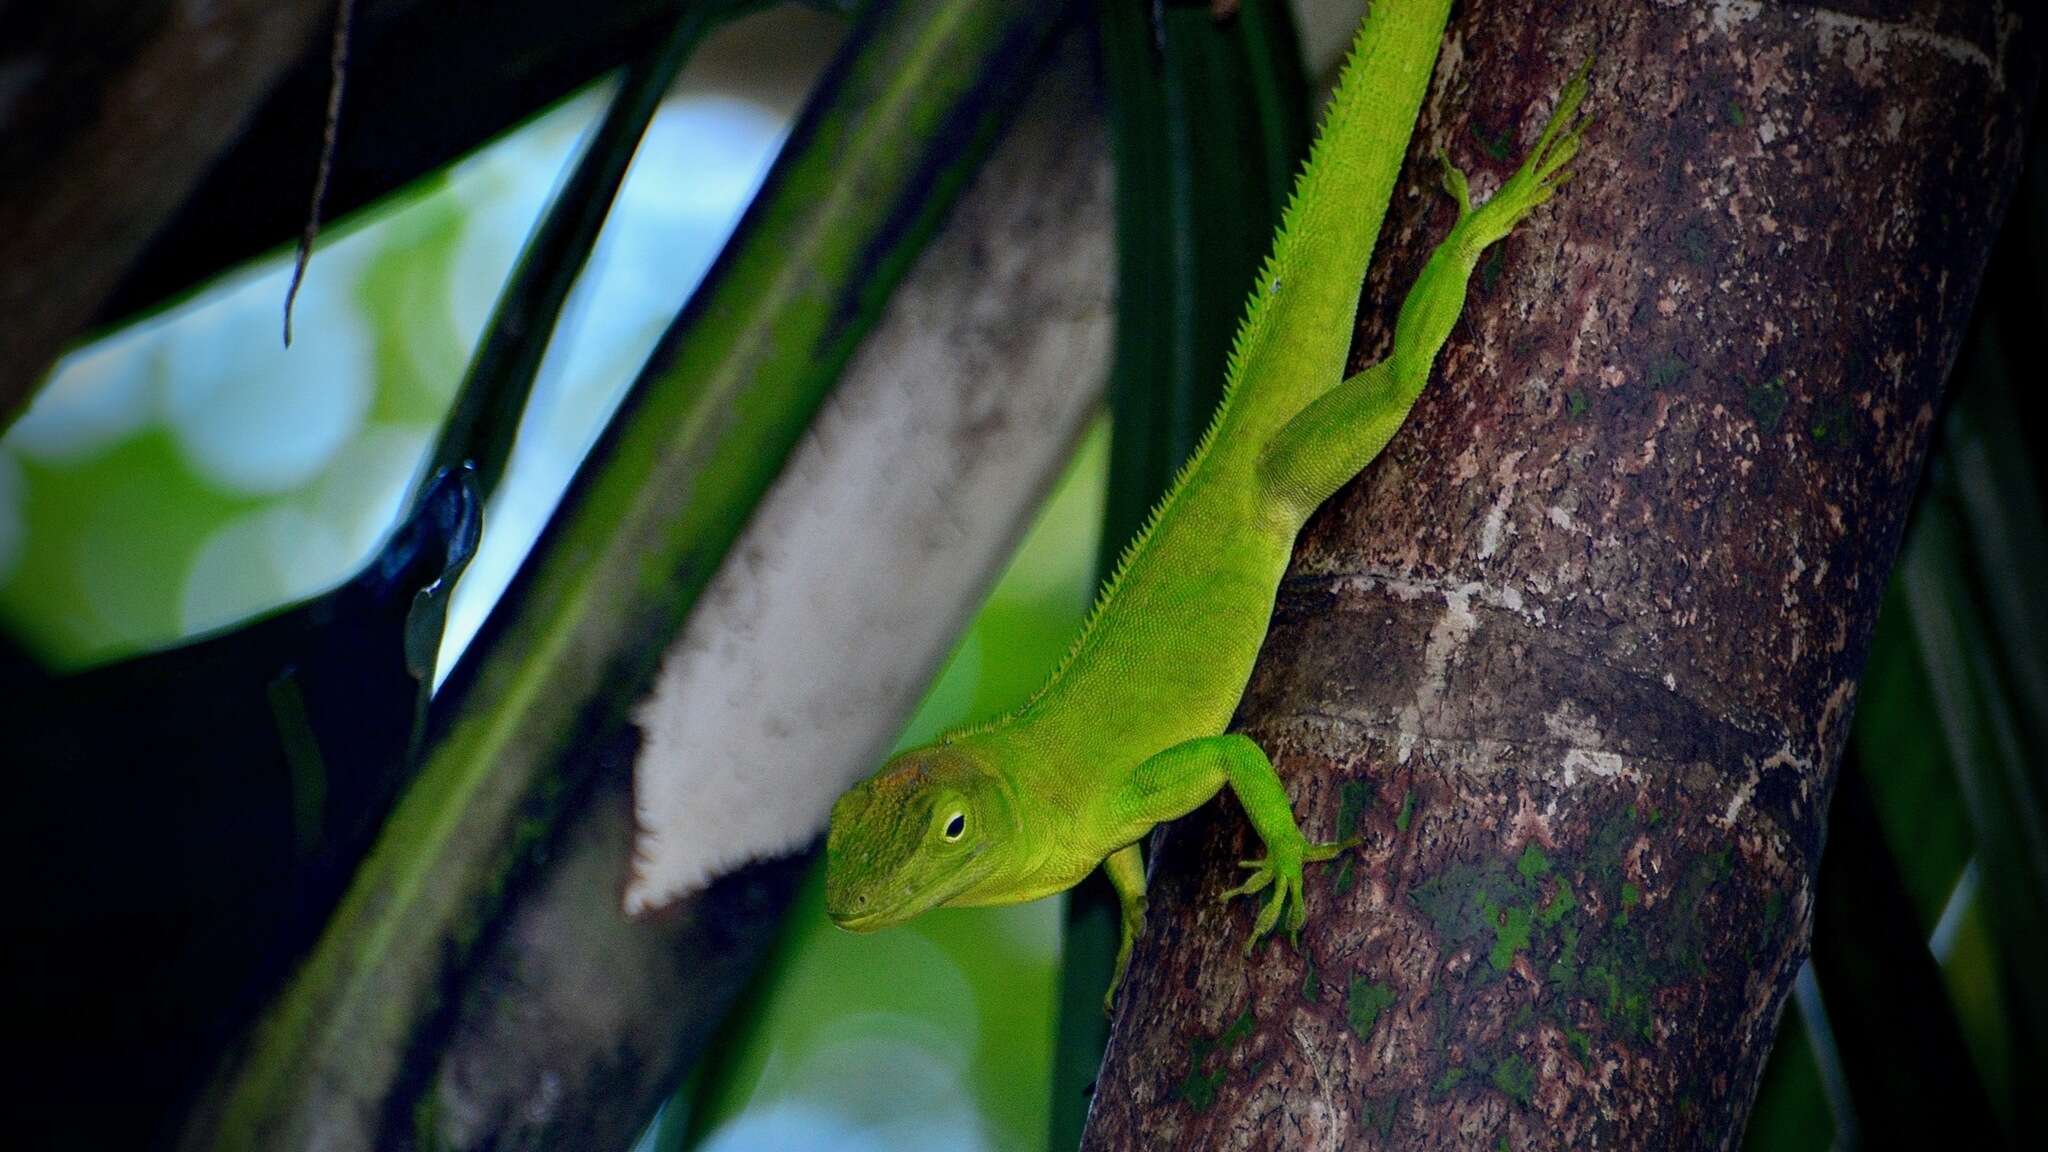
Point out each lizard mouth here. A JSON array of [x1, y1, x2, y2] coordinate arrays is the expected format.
[[829, 845, 994, 932], [827, 907, 891, 933]]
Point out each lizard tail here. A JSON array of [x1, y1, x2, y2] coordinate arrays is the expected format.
[[1210, 0, 1455, 451]]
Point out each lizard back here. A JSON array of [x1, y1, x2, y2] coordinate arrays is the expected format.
[[957, 0, 1455, 775]]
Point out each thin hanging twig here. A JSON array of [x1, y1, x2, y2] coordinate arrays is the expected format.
[[284, 0, 356, 347]]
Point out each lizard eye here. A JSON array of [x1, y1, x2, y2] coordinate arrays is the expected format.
[[942, 812, 966, 841]]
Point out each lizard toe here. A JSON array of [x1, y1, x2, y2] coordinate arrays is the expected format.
[[1219, 862, 1275, 902], [1245, 886, 1287, 951], [1303, 837, 1357, 863]]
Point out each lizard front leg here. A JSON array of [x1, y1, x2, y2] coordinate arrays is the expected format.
[[1111, 733, 1352, 957]]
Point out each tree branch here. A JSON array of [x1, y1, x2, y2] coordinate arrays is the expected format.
[[0, 0, 335, 427]]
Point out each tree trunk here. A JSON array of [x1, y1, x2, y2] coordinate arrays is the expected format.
[[1083, 2, 2036, 1149]]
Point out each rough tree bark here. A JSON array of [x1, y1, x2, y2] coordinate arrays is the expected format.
[[1085, 2, 2036, 1149]]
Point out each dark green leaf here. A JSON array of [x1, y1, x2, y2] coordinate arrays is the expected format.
[[422, 2, 746, 500], [1807, 756, 1999, 1145], [184, 3, 1076, 1146], [4, 466, 479, 1150]]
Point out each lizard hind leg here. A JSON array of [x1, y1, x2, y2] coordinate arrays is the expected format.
[[1435, 55, 1591, 256], [1257, 61, 1593, 524], [1103, 842, 1147, 1013]]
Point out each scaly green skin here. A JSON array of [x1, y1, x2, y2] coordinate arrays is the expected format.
[[827, 0, 1589, 1007]]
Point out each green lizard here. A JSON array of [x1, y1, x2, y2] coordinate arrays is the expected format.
[[826, 0, 1588, 1006]]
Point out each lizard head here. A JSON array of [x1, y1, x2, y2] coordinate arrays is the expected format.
[[825, 741, 1015, 932]]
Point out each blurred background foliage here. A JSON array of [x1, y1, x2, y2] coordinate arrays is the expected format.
[[3, 1, 2042, 1150], [0, 8, 827, 671], [668, 424, 1107, 1152]]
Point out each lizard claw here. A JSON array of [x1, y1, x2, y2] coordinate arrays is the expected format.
[[1437, 150, 1473, 221], [1305, 836, 1359, 863], [1103, 897, 1148, 1015], [1218, 851, 1294, 954], [1245, 857, 1301, 953], [1449, 57, 1595, 249], [1221, 835, 1354, 955], [1218, 860, 1275, 902]]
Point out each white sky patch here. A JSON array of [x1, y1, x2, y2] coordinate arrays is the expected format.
[[301, 424, 432, 563], [160, 253, 373, 494], [7, 322, 161, 463], [181, 506, 351, 637], [438, 92, 791, 676]]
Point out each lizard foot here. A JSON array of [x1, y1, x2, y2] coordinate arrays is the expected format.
[[1219, 836, 1357, 953], [1104, 896, 1147, 1014], [1442, 55, 1593, 249]]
